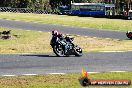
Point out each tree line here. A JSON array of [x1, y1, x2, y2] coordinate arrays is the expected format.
[[0, 0, 131, 12]]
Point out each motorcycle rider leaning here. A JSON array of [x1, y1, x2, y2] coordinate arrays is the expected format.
[[50, 30, 70, 54]]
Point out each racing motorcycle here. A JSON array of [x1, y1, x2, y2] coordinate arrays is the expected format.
[[50, 35, 83, 57], [126, 31, 132, 39]]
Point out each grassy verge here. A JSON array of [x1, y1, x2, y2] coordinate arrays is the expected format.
[[75, 37, 132, 52], [0, 27, 132, 53], [0, 28, 51, 54], [0, 12, 132, 31], [0, 72, 131, 88]]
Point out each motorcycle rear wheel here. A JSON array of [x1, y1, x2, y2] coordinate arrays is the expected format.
[[127, 33, 132, 39], [53, 44, 65, 57]]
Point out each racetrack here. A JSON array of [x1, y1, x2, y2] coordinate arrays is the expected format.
[[0, 19, 126, 40], [0, 19, 131, 75], [0, 52, 132, 75]]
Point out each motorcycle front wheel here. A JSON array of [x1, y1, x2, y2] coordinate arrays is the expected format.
[[74, 45, 83, 57]]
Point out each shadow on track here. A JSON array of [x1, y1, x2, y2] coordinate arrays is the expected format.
[[20, 54, 58, 57], [20, 54, 77, 57]]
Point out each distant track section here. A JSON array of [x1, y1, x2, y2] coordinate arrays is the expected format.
[[0, 19, 126, 39]]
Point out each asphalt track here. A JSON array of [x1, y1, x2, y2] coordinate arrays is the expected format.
[[0, 52, 132, 75], [0, 19, 131, 75], [0, 19, 127, 40]]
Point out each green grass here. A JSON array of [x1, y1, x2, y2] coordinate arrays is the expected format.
[[0, 27, 51, 54], [0, 12, 132, 31], [0, 72, 131, 88], [0, 27, 132, 53], [74, 36, 132, 52]]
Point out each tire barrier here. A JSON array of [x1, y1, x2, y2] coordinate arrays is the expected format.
[[0, 30, 11, 39], [0, 7, 57, 14]]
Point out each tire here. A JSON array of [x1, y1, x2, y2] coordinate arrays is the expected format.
[[128, 16, 131, 20], [53, 44, 65, 57], [130, 37, 132, 40], [79, 77, 91, 86], [127, 32, 132, 39], [74, 45, 83, 57]]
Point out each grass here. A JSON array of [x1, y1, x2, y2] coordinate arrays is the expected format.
[[0, 27, 132, 53], [0, 12, 132, 31], [74, 35, 132, 52], [0, 72, 131, 88], [0, 12, 131, 88], [0, 28, 51, 54]]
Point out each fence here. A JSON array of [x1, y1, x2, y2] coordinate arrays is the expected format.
[[0, 7, 58, 14]]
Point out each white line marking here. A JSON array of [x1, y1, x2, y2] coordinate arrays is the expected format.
[[0, 71, 129, 77], [110, 71, 127, 73], [38, 31, 42, 32], [99, 51, 126, 52], [48, 73, 66, 75], [22, 74, 37, 76], [105, 38, 111, 40], [84, 36, 88, 38], [93, 37, 97, 38], [77, 35, 80, 36], [88, 72, 100, 74], [2, 75, 16, 77]]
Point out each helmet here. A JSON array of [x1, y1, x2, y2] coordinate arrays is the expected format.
[[52, 30, 59, 36]]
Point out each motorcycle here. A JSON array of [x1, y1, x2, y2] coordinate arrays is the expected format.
[[126, 31, 132, 39], [50, 35, 83, 57]]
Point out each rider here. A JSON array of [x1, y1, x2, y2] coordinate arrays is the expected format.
[[51, 30, 70, 54]]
